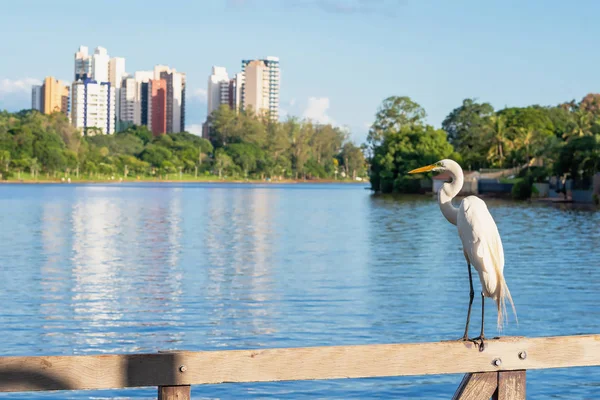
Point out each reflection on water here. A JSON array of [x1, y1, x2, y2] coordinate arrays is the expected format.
[[0, 184, 598, 399]]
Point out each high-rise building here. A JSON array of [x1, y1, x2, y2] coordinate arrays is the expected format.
[[241, 56, 279, 120], [120, 71, 154, 130], [207, 66, 229, 116], [120, 75, 137, 127], [135, 70, 154, 129], [243, 60, 269, 117], [72, 46, 128, 134], [74, 46, 92, 81], [109, 57, 126, 87], [109, 57, 126, 131], [34, 77, 70, 115], [229, 73, 243, 111], [153, 65, 186, 133], [91, 47, 110, 83], [32, 85, 43, 111], [150, 79, 167, 136], [71, 79, 116, 135]]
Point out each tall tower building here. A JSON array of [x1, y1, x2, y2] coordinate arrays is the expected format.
[[207, 66, 229, 116], [109, 57, 126, 87], [71, 79, 115, 135], [37, 77, 70, 115], [135, 70, 154, 129], [109, 57, 126, 131], [32, 85, 43, 111], [91, 47, 110, 83], [154, 65, 186, 133], [243, 60, 269, 117], [230, 73, 243, 111], [241, 56, 279, 120], [120, 75, 137, 129], [150, 79, 167, 136], [74, 46, 92, 81]]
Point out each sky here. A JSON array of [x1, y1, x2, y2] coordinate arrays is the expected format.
[[2, 0, 600, 143]]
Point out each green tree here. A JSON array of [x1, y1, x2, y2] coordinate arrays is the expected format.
[[122, 125, 153, 145], [208, 105, 239, 147], [564, 109, 592, 140], [555, 135, 600, 184], [214, 149, 233, 178], [340, 142, 366, 179], [226, 143, 263, 178], [367, 96, 427, 149], [442, 98, 494, 170], [0, 150, 10, 172], [485, 114, 513, 167], [370, 123, 456, 193], [140, 145, 173, 167]]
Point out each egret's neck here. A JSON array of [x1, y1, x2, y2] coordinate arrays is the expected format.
[[437, 163, 464, 226]]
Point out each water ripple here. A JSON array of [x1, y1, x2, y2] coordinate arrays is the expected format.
[[0, 184, 598, 399]]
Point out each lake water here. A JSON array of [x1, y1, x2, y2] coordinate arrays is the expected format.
[[0, 183, 599, 399]]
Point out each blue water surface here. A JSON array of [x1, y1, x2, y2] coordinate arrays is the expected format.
[[0, 183, 599, 399]]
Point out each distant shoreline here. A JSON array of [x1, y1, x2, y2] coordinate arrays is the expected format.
[[0, 178, 369, 185]]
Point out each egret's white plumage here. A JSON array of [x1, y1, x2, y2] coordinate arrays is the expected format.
[[409, 159, 516, 338], [458, 196, 515, 330]]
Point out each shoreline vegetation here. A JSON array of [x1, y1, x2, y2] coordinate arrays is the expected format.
[[366, 96, 599, 200], [2, 92, 599, 200], [0, 174, 367, 185], [0, 106, 368, 187]]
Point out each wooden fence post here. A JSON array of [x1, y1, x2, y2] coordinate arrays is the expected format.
[[157, 350, 191, 400], [493, 370, 526, 400], [158, 385, 191, 400], [452, 372, 498, 399]]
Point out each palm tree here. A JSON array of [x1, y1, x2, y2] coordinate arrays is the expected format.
[[515, 126, 544, 166], [485, 115, 512, 167], [564, 109, 592, 141]]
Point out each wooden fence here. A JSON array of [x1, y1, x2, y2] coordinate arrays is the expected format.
[[1, 334, 599, 399]]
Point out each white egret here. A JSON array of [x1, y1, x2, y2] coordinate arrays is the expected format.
[[409, 159, 517, 350]]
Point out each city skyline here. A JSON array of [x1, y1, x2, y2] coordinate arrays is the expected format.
[[3, 0, 600, 144], [207, 57, 280, 125]]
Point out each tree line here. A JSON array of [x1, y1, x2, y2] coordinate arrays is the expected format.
[[368, 95, 600, 193], [0, 107, 367, 181], [3, 92, 598, 189]]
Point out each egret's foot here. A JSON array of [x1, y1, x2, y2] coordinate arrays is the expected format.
[[469, 335, 486, 352]]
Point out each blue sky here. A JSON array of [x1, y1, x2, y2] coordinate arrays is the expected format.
[[1, 0, 600, 143]]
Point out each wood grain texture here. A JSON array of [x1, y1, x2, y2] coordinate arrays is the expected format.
[[158, 385, 191, 400], [0, 334, 597, 392], [452, 372, 498, 400], [494, 370, 526, 400]]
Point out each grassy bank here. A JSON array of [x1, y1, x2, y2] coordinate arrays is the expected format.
[[0, 172, 368, 185]]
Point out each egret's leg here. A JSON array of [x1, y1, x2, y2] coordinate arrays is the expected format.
[[461, 263, 475, 341], [470, 292, 486, 352], [478, 293, 486, 350]]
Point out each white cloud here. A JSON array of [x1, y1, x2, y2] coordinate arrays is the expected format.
[[302, 97, 336, 125], [191, 88, 207, 102], [186, 124, 204, 136], [0, 78, 41, 95], [289, 98, 296, 106]]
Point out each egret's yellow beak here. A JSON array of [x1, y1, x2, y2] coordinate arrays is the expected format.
[[408, 164, 436, 174]]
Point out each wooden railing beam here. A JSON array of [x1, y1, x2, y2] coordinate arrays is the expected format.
[[0, 334, 597, 392]]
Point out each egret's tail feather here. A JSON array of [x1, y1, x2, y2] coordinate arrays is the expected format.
[[496, 277, 518, 332]]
